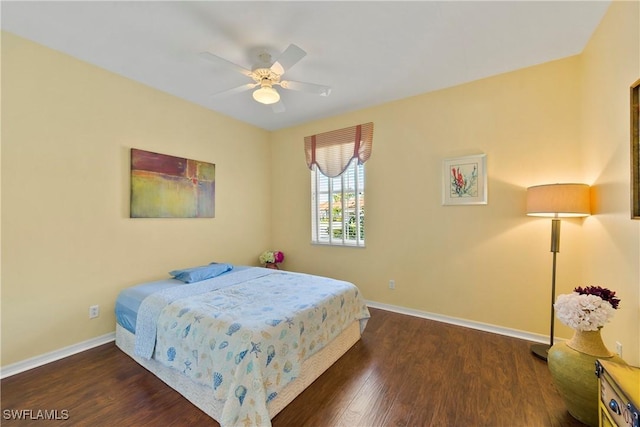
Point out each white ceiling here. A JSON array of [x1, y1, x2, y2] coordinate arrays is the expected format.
[[1, 1, 611, 131]]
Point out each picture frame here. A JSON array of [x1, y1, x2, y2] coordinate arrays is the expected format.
[[130, 148, 216, 218], [631, 79, 640, 219], [442, 154, 487, 205]]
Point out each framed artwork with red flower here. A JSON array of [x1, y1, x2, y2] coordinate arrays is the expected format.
[[631, 78, 640, 219], [442, 154, 487, 205]]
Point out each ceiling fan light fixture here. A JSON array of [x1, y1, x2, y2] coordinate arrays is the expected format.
[[252, 86, 280, 105]]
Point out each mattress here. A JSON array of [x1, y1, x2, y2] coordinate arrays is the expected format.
[[114, 266, 369, 427]]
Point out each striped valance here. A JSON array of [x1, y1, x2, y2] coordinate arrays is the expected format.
[[304, 122, 374, 178]]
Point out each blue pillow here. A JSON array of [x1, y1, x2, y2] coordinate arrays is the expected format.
[[169, 263, 233, 283]]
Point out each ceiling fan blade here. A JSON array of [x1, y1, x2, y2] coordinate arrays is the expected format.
[[271, 100, 286, 113], [200, 51, 253, 77], [270, 44, 306, 75], [280, 80, 332, 97], [212, 83, 258, 98]]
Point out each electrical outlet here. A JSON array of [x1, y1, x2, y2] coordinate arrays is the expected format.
[[615, 341, 622, 357], [389, 279, 395, 290], [89, 305, 99, 319]]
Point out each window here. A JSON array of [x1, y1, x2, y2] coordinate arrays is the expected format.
[[311, 160, 365, 246], [304, 122, 373, 247]]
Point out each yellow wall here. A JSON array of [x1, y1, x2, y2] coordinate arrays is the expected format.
[[271, 57, 587, 338], [580, 0, 640, 365], [1, 32, 271, 365], [2, 0, 639, 368], [270, 1, 639, 365]]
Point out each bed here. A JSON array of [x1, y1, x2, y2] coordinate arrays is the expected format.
[[114, 265, 370, 427]]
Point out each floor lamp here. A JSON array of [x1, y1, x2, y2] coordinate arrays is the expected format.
[[526, 183, 591, 361]]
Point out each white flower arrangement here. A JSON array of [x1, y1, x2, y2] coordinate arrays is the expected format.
[[554, 286, 620, 331]]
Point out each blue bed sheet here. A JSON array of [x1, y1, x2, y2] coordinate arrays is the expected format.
[[116, 279, 182, 334], [115, 266, 247, 334]]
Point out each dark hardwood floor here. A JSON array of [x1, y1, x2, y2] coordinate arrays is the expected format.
[[1, 308, 584, 426]]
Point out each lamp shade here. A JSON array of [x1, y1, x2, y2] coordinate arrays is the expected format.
[[252, 86, 280, 105], [526, 183, 591, 217]]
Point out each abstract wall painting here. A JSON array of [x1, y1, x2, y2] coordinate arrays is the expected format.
[[130, 148, 215, 218], [442, 154, 487, 205]]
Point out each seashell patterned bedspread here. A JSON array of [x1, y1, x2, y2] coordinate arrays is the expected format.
[[136, 268, 369, 427]]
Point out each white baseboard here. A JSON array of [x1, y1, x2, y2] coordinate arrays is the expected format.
[[1, 303, 552, 379], [1, 332, 115, 379], [366, 300, 554, 345]]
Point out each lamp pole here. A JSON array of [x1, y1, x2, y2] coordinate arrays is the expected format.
[[531, 217, 560, 361]]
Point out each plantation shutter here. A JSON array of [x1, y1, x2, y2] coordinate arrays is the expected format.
[[304, 122, 374, 178]]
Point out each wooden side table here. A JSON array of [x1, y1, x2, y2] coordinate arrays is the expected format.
[[595, 359, 639, 427]]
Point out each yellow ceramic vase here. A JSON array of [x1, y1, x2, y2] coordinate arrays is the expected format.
[[548, 329, 626, 427]]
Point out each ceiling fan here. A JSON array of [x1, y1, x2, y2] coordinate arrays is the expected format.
[[200, 44, 331, 112]]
